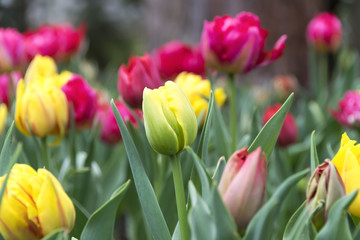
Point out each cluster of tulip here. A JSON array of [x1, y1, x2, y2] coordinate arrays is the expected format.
[[0, 8, 358, 240]]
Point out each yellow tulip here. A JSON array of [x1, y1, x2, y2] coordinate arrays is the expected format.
[[332, 132, 360, 217], [174, 72, 226, 123], [0, 104, 7, 135], [24, 55, 57, 85], [0, 164, 75, 240], [142, 81, 198, 155]]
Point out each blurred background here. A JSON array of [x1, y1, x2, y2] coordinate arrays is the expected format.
[[0, 0, 359, 88]]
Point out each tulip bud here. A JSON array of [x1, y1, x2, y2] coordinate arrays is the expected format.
[[0, 28, 25, 73], [306, 160, 345, 229], [174, 72, 226, 124], [201, 12, 287, 74], [118, 54, 163, 109], [60, 73, 98, 128], [263, 104, 297, 147], [330, 90, 360, 128], [142, 81, 197, 155], [306, 12, 342, 52], [96, 100, 142, 145], [218, 147, 267, 229], [0, 164, 75, 239], [24, 55, 58, 85], [153, 41, 205, 79]]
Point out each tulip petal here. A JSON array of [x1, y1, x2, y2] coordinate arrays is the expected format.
[[343, 167, 360, 217], [257, 35, 287, 67]]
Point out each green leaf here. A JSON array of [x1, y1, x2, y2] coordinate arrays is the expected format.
[[248, 93, 294, 159], [316, 190, 358, 240], [212, 157, 226, 183], [310, 131, 320, 173], [213, 104, 231, 159], [70, 199, 90, 239], [0, 122, 15, 175], [80, 180, 130, 240], [197, 91, 214, 161], [42, 230, 68, 240], [244, 169, 309, 240], [111, 100, 171, 240]]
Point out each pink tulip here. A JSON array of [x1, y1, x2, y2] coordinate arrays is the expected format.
[[118, 54, 163, 108], [201, 12, 287, 74], [218, 147, 266, 229], [153, 41, 205, 79], [0, 71, 21, 108], [61, 74, 98, 128], [0, 28, 25, 72], [306, 12, 342, 52], [263, 104, 297, 147], [330, 90, 360, 128], [97, 100, 142, 145]]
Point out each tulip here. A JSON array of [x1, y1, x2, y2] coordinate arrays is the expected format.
[[306, 160, 345, 228], [97, 100, 142, 145], [332, 132, 360, 217], [0, 28, 25, 72], [218, 147, 266, 229], [118, 54, 163, 109], [174, 72, 226, 123], [263, 104, 297, 147], [60, 73, 98, 128], [153, 41, 205, 79], [0, 103, 7, 135], [24, 55, 58, 85], [201, 12, 287, 74], [142, 81, 197, 155], [306, 12, 342, 52], [0, 71, 21, 108], [0, 164, 75, 240], [330, 90, 360, 128]]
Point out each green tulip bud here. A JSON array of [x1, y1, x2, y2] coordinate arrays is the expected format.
[[142, 81, 198, 155]]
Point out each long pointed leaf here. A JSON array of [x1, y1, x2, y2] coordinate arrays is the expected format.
[[0, 122, 15, 175], [111, 100, 171, 240], [310, 131, 319, 173], [197, 91, 214, 161], [249, 93, 294, 159]]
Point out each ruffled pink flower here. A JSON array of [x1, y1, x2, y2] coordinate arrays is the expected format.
[[306, 12, 342, 52], [153, 41, 205, 79], [118, 54, 163, 108], [0, 28, 25, 72], [331, 91, 360, 127], [61, 74, 98, 128], [96, 100, 142, 145], [201, 12, 287, 74], [263, 104, 297, 147]]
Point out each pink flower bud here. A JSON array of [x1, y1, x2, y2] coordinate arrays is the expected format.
[[218, 147, 267, 230], [61, 74, 98, 129], [153, 41, 205, 79], [118, 54, 163, 108], [201, 12, 287, 74], [0, 28, 25, 72], [306, 12, 342, 52], [306, 160, 345, 229], [96, 100, 142, 145], [263, 104, 297, 147], [330, 90, 360, 128]]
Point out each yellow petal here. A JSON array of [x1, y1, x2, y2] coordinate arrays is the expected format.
[[0, 104, 7, 135], [24, 55, 57, 85], [343, 167, 360, 217]]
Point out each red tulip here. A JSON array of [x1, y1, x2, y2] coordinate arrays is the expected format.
[[118, 54, 163, 108], [61, 74, 98, 128], [153, 41, 205, 79], [201, 12, 287, 74], [263, 104, 297, 147], [0, 28, 25, 72], [306, 12, 342, 52]]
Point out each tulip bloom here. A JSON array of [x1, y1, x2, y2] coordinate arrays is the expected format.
[[263, 104, 297, 147], [0, 103, 7, 135], [0, 164, 75, 240], [306, 12, 342, 52], [60, 73, 98, 128], [174, 72, 226, 123], [330, 90, 360, 128], [96, 100, 142, 145], [306, 160, 345, 228], [332, 132, 360, 217], [0, 28, 25, 72], [142, 81, 197, 155], [218, 147, 266, 229], [118, 54, 163, 109], [153, 41, 205, 79], [201, 12, 287, 74]]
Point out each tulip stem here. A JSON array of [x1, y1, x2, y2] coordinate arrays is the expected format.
[[171, 155, 190, 240], [229, 74, 237, 151], [41, 137, 49, 169]]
